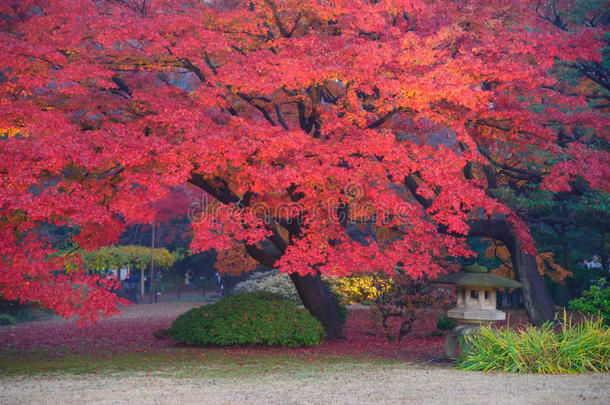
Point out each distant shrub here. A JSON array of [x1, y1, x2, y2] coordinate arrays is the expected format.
[[153, 328, 171, 339], [0, 314, 17, 325], [168, 292, 325, 347], [232, 271, 302, 304], [569, 285, 610, 326], [456, 314, 610, 373], [0, 300, 53, 323], [436, 316, 455, 331]]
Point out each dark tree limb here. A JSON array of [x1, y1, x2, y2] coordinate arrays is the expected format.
[[478, 148, 543, 183], [367, 108, 407, 129], [274, 104, 289, 130]]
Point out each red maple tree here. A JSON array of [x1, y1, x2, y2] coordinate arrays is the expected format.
[[0, 0, 607, 334]]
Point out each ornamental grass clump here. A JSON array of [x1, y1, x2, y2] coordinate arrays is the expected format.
[[168, 292, 326, 347], [456, 313, 610, 373]]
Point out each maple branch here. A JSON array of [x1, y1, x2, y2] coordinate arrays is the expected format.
[[521, 213, 575, 227], [183, 57, 269, 120], [478, 148, 543, 183], [297, 100, 308, 131], [470, 118, 551, 145], [140, 0, 148, 16], [181, 58, 206, 83], [288, 12, 302, 37], [295, 87, 322, 135], [111, 76, 132, 98], [189, 172, 288, 258], [267, 224, 289, 252], [572, 61, 610, 92], [253, 104, 277, 126], [241, 30, 273, 41], [482, 165, 498, 189], [264, 0, 291, 37], [244, 243, 281, 267], [467, 218, 514, 246], [367, 108, 406, 129], [188, 173, 242, 205], [237, 93, 277, 126], [204, 53, 219, 74], [535, 0, 567, 31], [274, 105, 289, 130], [404, 175, 434, 209]]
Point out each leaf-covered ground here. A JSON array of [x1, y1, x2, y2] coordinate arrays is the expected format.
[[0, 302, 465, 365]]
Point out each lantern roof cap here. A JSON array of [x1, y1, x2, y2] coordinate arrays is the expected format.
[[464, 263, 487, 273], [432, 268, 522, 288]]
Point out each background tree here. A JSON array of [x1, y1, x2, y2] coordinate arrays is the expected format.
[[464, 0, 610, 307], [0, 0, 607, 333], [83, 245, 177, 274], [83, 244, 178, 298]]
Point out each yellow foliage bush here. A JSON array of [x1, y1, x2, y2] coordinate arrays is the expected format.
[[328, 275, 392, 304]]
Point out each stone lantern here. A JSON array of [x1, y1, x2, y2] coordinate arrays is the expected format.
[[432, 264, 521, 358]]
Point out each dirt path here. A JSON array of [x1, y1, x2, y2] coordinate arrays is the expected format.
[[1, 365, 609, 405]]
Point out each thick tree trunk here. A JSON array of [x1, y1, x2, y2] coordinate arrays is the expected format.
[[507, 238, 555, 324], [469, 219, 555, 325], [289, 272, 344, 340]]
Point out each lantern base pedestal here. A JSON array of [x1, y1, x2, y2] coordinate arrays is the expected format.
[[447, 307, 506, 324], [444, 324, 480, 359], [443, 309, 506, 359]]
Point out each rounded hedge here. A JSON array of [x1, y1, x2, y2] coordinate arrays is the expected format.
[[168, 292, 326, 347]]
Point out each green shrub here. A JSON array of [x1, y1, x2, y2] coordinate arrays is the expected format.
[[569, 285, 610, 326], [0, 300, 53, 323], [456, 314, 610, 373], [436, 316, 455, 331], [153, 328, 170, 339], [168, 292, 326, 347], [0, 314, 17, 325], [232, 271, 302, 304]]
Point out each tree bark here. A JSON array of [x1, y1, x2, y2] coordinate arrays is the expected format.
[[508, 238, 555, 324], [289, 272, 344, 340], [469, 219, 555, 324]]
